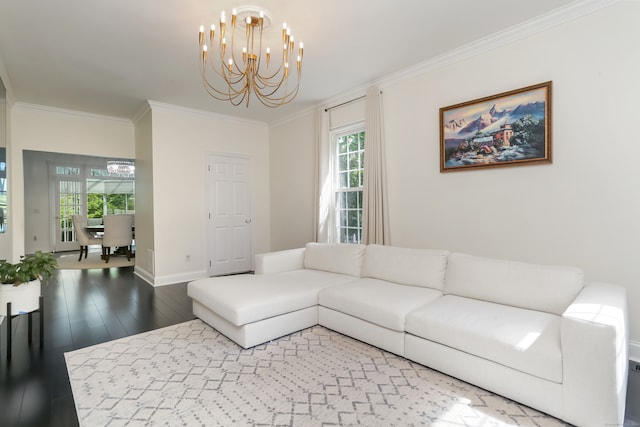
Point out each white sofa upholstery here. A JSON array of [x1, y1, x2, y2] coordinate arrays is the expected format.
[[187, 243, 629, 427]]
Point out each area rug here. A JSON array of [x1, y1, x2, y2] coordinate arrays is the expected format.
[[64, 320, 569, 427], [55, 251, 134, 270]]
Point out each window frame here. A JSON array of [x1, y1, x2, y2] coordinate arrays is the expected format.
[[330, 123, 365, 244]]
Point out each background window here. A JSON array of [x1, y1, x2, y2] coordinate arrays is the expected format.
[[334, 129, 364, 243]]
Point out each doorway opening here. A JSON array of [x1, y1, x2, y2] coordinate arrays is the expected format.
[[23, 150, 135, 254]]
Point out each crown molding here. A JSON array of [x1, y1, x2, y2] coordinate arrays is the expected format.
[[146, 100, 268, 128], [310, 1, 623, 120], [131, 101, 151, 124], [270, 104, 317, 128], [298, 0, 621, 130], [340, 0, 621, 97], [12, 102, 133, 124]]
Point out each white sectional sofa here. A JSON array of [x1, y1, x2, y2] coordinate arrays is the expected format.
[[187, 243, 629, 427]]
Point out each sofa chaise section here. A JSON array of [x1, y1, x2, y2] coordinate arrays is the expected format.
[[188, 243, 364, 348]]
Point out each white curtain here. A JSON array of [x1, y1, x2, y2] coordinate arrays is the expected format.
[[314, 107, 331, 243], [362, 86, 390, 245]]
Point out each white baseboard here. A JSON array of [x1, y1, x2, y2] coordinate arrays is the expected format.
[[133, 266, 154, 286], [630, 340, 640, 362], [134, 266, 207, 287], [154, 270, 207, 286]]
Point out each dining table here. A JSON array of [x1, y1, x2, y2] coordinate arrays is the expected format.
[[85, 225, 135, 234]]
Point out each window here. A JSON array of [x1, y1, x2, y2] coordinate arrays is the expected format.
[[333, 128, 365, 243], [87, 168, 135, 218]]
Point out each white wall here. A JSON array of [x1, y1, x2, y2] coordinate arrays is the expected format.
[[270, 112, 316, 250], [269, 2, 640, 345], [133, 108, 154, 278], [147, 103, 271, 285], [5, 99, 270, 287], [10, 104, 134, 259]]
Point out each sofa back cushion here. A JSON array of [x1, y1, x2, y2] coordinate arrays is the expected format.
[[444, 252, 584, 315], [304, 243, 365, 277], [362, 244, 449, 290]]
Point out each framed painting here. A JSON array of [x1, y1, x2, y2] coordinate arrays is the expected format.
[[440, 81, 552, 172]]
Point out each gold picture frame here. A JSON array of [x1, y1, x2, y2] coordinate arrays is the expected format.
[[440, 81, 552, 172]]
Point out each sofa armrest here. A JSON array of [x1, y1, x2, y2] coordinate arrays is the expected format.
[[254, 248, 305, 275], [561, 282, 628, 427]]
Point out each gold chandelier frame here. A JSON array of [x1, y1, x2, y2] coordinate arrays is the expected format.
[[198, 6, 304, 108]]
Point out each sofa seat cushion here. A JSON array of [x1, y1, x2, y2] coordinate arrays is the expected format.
[[188, 269, 357, 326], [405, 295, 562, 383], [319, 278, 443, 332]]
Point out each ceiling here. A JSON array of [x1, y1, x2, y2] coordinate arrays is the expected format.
[[0, 0, 581, 125]]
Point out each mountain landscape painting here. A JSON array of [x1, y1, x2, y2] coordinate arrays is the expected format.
[[440, 81, 552, 172]]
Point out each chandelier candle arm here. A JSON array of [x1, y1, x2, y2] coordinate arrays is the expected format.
[[198, 6, 304, 107]]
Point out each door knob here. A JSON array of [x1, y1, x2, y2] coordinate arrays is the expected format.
[[245, 219, 252, 223]]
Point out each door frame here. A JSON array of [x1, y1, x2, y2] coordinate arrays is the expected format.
[[50, 163, 85, 252]]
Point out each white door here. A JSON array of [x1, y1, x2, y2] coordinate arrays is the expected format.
[[54, 177, 83, 252], [207, 155, 252, 276]]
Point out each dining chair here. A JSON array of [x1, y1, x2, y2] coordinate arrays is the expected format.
[[102, 214, 134, 263], [72, 215, 103, 261]]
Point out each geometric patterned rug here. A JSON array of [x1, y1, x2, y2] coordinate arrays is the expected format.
[[64, 320, 570, 427]]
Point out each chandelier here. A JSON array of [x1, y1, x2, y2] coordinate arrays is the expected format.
[[198, 6, 304, 108], [107, 160, 135, 177]]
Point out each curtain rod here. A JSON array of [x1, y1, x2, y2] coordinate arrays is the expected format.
[[324, 91, 382, 112], [324, 95, 366, 112]]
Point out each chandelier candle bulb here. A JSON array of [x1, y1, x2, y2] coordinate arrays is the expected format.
[[220, 11, 226, 40]]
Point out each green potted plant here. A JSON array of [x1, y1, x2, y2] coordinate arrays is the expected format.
[[0, 251, 57, 316]]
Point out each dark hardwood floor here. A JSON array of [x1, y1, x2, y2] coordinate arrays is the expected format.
[[0, 265, 195, 427]]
